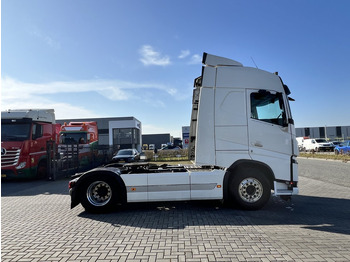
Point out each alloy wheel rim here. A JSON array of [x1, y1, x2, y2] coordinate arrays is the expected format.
[[238, 178, 263, 203], [87, 181, 112, 206]]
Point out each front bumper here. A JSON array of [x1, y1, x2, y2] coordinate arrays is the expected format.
[[1, 168, 34, 179], [273, 181, 299, 196], [318, 146, 334, 151]]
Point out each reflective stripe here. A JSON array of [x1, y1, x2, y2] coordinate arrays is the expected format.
[[127, 183, 217, 193]]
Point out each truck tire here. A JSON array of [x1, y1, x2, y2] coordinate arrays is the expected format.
[[79, 175, 120, 213], [230, 171, 271, 210], [36, 160, 47, 179]]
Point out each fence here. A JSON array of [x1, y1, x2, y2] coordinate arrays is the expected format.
[[46, 142, 113, 180]]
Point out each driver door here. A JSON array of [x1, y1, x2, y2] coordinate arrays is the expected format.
[[247, 89, 293, 158]]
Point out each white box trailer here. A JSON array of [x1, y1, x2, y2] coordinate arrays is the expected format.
[[68, 53, 299, 213], [296, 137, 306, 151]]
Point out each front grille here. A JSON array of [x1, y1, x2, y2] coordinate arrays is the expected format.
[[1, 149, 21, 167]]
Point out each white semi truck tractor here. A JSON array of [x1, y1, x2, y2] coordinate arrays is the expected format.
[[68, 53, 299, 213]]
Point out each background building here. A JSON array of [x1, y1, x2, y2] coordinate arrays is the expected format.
[[57, 117, 142, 152], [141, 134, 171, 150], [296, 125, 350, 140]]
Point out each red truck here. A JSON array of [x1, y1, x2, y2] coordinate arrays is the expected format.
[[1, 109, 61, 179], [58, 122, 99, 168]]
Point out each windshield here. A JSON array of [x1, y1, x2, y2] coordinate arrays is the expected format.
[[1, 123, 31, 141], [315, 139, 327, 143], [60, 133, 87, 144], [117, 150, 133, 156]]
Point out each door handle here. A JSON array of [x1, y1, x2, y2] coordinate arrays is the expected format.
[[253, 142, 263, 147]]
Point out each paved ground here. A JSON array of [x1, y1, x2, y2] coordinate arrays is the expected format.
[[2, 158, 350, 262]]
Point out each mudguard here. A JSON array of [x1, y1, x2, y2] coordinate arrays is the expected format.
[[69, 167, 125, 209]]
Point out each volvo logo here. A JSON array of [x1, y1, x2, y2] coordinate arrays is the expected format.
[[1, 148, 6, 156]]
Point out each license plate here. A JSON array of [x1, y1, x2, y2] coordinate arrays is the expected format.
[[119, 160, 125, 163], [1, 174, 7, 178]]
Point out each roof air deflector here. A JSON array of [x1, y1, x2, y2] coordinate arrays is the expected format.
[[202, 52, 243, 67]]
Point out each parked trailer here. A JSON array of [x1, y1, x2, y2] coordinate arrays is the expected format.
[[69, 53, 299, 213]]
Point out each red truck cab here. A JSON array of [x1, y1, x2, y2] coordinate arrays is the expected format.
[[58, 122, 99, 167], [1, 109, 60, 179]]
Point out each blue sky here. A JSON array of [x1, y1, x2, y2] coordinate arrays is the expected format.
[[2, 0, 350, 137]]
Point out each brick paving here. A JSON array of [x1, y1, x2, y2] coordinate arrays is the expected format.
[[2, 159, 350, 261]]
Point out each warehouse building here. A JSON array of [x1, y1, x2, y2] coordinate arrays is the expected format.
[[57, 117, 142, 152], [295, 125, 350, 140]]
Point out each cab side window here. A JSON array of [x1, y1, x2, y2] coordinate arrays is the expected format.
[[250, 91, 286, 126], [32, 124, 43, 140]]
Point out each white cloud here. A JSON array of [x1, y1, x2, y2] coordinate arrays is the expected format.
[[178, 50, 190, 59], [1, 76, 177, 101], [139, 45, 171, 66], [1, 76, 179, 118], [189, 54, 202, 64]]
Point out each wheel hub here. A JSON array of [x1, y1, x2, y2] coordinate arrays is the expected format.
[[238, 178, 263, 203], [87, 181, 112, 206]]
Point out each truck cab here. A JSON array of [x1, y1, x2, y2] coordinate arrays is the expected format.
[[58, 122, 99, 167], [190, 53, 298, 199], [1, 109, 60, 179]]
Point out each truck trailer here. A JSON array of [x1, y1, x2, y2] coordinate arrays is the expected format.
[[68, 53, 299, 213], [1, 109, 61, 179]]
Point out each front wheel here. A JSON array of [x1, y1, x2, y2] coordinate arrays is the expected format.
[[36, 160, 47, 179], [80, 175, 119, 213], [230, 171, 271, 210]]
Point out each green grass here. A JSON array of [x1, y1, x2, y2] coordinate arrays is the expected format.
[[299, 152, 350, 162]]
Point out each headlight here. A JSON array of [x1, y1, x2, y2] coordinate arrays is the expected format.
[[16, 162, 26, 169]]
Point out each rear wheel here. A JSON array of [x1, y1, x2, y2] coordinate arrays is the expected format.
[[80, 175, 119, 213], [230, 171, 271, 210]]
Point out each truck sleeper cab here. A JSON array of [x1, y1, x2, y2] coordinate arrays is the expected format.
[[1, 109, 60, 179], [69, 53, 299, 213], [190, 53, 298, 201]]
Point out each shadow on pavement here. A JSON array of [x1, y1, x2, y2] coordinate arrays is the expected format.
[[77, 195, 350, 235], [2, 178, 349, 235], [1, 177, 70, 196]]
